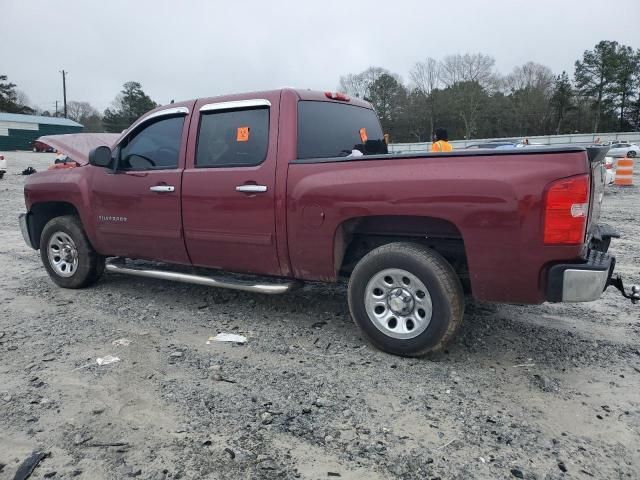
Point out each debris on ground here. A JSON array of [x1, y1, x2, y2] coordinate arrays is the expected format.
[[20, 167, 37, 175], [13, 451, 48, 480], [111, 338, 131, 347], [206, 333, 247, 344], [96, 355, 120, 366]]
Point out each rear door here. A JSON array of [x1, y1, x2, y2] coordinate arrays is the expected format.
[[182, 95, 281, 275]]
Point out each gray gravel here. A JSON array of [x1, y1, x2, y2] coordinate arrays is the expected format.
[[1, 152, 639, 479]]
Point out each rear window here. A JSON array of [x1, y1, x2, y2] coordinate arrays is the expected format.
[[297, 101, 387, 159], [196, 108, 269, 168]]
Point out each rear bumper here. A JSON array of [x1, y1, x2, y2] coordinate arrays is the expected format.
[[546, 250, 614, 302], [19, 212, 37, 250]]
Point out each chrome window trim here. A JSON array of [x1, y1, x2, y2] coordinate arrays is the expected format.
[[200, 99, 271, 112], [123, 106, 189, 137]]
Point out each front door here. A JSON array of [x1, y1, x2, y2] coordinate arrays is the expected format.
[[90, 107, 192, 264], [181, 96, 281, 276]]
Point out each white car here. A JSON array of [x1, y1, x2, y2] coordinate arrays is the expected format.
[[0, 153, 6, 179], [606, 142, 638, 158]]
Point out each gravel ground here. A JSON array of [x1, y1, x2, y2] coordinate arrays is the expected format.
[[1, 152, 639, 480]]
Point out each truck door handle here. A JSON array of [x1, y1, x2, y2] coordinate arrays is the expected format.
[[150, 185, 175, 192], [236, 185, 267, 193]]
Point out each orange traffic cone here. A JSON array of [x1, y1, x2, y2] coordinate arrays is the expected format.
[[614, 156, 634, 186]]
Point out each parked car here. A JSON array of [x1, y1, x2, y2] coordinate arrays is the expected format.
[[0, 153, 6, 179], [32, 140, 55, 153], [606, 142, 638, 158], [18, 88, 638, 357]]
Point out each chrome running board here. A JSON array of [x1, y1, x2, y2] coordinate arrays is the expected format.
[[105, 261, 302, 294]]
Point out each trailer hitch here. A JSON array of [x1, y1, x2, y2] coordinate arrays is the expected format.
[[607, 275, 640, 304]]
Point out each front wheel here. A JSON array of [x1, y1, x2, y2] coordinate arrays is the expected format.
[[348, 242, 464, 357], [40, 215, 105, 288]]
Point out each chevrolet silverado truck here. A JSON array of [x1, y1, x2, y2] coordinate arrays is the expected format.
[[19, 89, 639, 357]]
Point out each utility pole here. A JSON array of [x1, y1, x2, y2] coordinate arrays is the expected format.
[[55, 100, 59, 117], [60, 70, 68, 118]]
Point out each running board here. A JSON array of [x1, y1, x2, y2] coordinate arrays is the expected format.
[[105, 261, 302, 294]]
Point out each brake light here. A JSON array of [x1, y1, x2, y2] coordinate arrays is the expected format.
[[543, 174, 590, 245], [325, 91, 350, 102]]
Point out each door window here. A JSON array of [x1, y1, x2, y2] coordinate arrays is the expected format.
[[118, 116, 185, 171], [196, 108, 269, 168]]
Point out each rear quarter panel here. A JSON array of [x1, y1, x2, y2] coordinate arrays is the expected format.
[[286, 151, 590, 303]]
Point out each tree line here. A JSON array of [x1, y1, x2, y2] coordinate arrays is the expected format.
[[0, 78, 157, 133], [1, 40, 638, 140], [339, 40, 640, 142]]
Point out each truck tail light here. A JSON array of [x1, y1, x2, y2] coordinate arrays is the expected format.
[[543, 174, 590, 245], [325, 91, 350, 102]]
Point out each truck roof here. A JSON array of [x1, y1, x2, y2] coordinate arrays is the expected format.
[[157, 88, 373, 113]]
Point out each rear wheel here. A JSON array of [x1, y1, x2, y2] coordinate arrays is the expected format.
[[348, 242, 464, 357], [627, 150, 636, 158], [40, 215, 105, 288]]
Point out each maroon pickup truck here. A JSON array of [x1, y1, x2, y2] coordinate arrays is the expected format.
[[19, 88, 638, 356]]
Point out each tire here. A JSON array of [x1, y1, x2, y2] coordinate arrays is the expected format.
[[39, 215, 105, 289], [627, 150, 636, 158], [348, 242, 464, 357]]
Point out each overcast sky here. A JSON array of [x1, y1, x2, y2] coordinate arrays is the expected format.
[[2, 0, 639, 113]]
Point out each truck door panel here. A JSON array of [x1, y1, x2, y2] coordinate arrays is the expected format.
[[90, 108, 192, 264], [182, 95, 281, 276]]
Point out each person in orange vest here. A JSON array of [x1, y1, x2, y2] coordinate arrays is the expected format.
[[431, 128, 453, 152]]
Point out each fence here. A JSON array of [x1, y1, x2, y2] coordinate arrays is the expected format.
[[388, 131, 640, 153]]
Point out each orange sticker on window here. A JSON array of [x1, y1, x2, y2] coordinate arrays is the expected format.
[[359, 127, 368, 143], [237, 126, 250, 142]]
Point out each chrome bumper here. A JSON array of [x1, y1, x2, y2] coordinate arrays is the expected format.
[[561, 268, 610, 302], [546, 251, 614, 303], [19, 213, 37, 250]]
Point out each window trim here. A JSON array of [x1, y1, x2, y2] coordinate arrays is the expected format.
[[199, 99, 271, 112], [116, 114, 186, 172], [123, 106, 189, 139], [194, 106, 270, 169]]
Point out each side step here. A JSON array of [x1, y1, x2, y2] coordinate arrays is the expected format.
[[105, 260, 302, 295]]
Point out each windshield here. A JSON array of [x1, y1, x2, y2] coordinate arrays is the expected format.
[[297, 101, 388, 159]]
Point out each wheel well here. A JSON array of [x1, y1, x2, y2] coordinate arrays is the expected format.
[[29, 202, 80, 249], [336, 216, 470, 293]]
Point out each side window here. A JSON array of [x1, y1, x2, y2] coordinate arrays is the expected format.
[[297, 101, 388, 159], [196, 108, 269, 168], [118, 116, 185, 171]]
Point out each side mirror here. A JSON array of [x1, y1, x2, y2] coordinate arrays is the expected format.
[[88, 146, 113, 168]]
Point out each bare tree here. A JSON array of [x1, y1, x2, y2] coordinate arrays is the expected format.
[[66, 101, 98, 123], [15, 90, 31, 109], [439, 53, 496, 88], [338, 73, 369, 99], [410, 58, 441, 136], [504, 62, 555, 134], [410, 58, 440, 95], [338, 67, 392, 99], [504, 62, 554, 92]]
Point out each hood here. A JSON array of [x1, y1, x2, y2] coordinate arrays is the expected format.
[[37, 133, 120, 165]]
